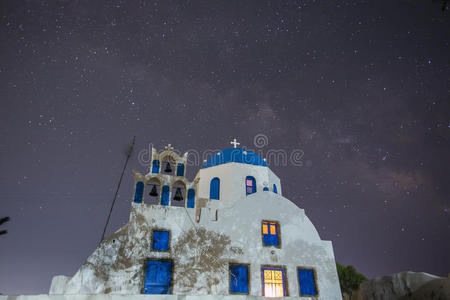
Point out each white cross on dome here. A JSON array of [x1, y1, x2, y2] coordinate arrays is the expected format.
[[230, 138, 240, 148]]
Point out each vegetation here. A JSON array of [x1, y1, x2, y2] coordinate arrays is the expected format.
[[0, 216, 10, 235], [337, 262, 368, 300]]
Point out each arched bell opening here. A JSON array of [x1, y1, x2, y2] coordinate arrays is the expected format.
[[146, 177, 161, 205], [171, 181, 186, 207], [161, 156, 175, 175]]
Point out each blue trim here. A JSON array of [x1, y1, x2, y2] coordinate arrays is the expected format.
[[152, 230, 169, 251], [245, 176, 256, 195], [161, 185, 170, 206], [230, 265, 249, 294], [273, 184, 278, 194], [202, 148, 267, 168], [143, 260, 172, 294], [298, 269, 317, 296], [187, 189, 195, 208], [176, 163, 185, 176], [261, 267, 286, 297], [210, 177, 220, 200], [134, 181, 144, 203], [152, 160, 160, 173]]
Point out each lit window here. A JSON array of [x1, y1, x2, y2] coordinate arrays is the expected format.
[[262, 221, 280, 246], [246, 176, 256, 195], [262, 267, 286, 297], [152, 230, 169, 251]]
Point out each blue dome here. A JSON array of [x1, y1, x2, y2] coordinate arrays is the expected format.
[[202, 148, 268, 168]]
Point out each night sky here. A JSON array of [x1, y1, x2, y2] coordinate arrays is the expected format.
[[0, 0, 449, 295]]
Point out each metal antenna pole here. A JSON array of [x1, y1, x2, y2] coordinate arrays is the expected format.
[[99, 136, 135, 245]]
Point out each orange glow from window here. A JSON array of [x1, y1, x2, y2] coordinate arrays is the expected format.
[[263, 224, 268, 234], [270, 224, 276, 235], [263, 269, 284, 297]]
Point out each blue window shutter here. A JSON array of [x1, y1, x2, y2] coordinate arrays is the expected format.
[[143, 260, 172, 294], [161, 185, 170, 206], [152, 160, 160, 174], [273, 184, 278, 194], [152, 231, 169, 251], [176, 163, 185, 176], [272, 224, 279, 246], [263, 234, 272, 245], [298, 269, 317, 296], [210, 177, 220, 200], [134, 182, 144, 203], [230, 265, 249, 294], [187, 189, 195, 208]]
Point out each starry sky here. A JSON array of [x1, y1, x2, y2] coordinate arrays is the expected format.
[[0, 0, 449, 295]]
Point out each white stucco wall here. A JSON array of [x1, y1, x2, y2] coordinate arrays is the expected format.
[[48, 157, 341, 300], [195, 163, 282, 202]]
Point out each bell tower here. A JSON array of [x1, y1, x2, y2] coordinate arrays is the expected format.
[[131, 144, 196, 208]]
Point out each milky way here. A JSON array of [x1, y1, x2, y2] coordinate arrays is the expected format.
[[0, 0, 449, 294]]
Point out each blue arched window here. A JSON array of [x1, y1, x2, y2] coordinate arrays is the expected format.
[[161, 185, 170, 206], [263, 187, 269, 191], [187, 188, 195, 208], [210, 177, 220, 200], [152, 160, 160, 174], [273, 184, 278, 194], [246, 176, 256, 195], [176, 163, 185, 176], [134, 181, 144, 203]]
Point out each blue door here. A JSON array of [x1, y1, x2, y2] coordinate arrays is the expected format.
[[187, 188, 195, 208], [161, 185, 170, 206], [143, 260, 172, 294]]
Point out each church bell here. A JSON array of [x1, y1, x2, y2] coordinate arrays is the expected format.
[[164, 162, 172, 173], [149, 185, 158, 197], [173, 188, 183, 201]]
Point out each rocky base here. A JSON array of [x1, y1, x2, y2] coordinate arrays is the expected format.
[[345, 271, 450, 300]]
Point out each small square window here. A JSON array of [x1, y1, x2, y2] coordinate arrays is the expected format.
[[152, 230, 169, 251], [262, 221, 280, 246]]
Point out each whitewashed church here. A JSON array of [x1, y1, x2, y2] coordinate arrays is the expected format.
[[48, 142, 342, 300]]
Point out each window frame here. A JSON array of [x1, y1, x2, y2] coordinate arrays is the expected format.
[[151, 229, 171, 252], [260, 264, 289, 297], [297, 267, 319, 297], [228, 263, 251, 295], [261, 220, 281, 248]]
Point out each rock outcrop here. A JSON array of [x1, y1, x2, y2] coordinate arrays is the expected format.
[[348, 271, 449, 300]]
